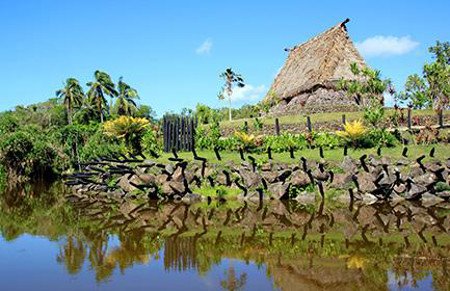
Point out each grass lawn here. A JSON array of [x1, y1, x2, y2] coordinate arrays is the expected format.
[[156, 143, 449, 165], [218, 108, 447, 129]]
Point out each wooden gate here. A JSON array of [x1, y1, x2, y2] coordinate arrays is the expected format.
[[163, 115, 197, 152]]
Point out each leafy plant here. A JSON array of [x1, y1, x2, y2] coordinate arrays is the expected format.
[[103, 116, 150, 153], [336, 120, 367, 148], [253, 118, 263, 131], [234, 131, 259, 152]]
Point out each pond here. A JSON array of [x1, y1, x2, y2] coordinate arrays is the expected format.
[[0, 183, 449, 291]]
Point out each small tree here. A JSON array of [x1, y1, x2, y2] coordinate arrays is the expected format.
[[218, 68, 245, 121], [400, 41, 450, 111], [339, 63, 393, 127]]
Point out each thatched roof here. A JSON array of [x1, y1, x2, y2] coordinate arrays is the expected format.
[[265, 19, 366, 103]]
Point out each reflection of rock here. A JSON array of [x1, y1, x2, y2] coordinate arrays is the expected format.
[[421, 193, 444, 207]]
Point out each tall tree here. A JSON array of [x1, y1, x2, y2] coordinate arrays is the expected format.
[[115, 77, 139, 116], [400, 41, 450, 111], [56, 78, 85, 125], [86, 71, 118, 123], [218, 68, 245, 121]]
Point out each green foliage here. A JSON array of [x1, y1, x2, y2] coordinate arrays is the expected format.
[[360, 128, 398, 148], [195, 121, 222, 150], [253, 117, 263, 131], [195, 103, 220, 124], [400, 41, 450, 111], [79, 129, 126, 162], [0, 126, 64, 180], [339, 64, 391, 127], [314, 132, 341, 149], [263, 133, 307, 153], [363, 106, 385, 127], [142, 127, 163, 154]]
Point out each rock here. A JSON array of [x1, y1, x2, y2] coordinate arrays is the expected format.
[[295, 193, 315, 204], [393, 183, 406, 194], [181, 193, 202, 204], [290, 171, 310, 187], [156, 174, 169, 185], [435, 191, 450, 200], [137, 174, 156, 185], [330, 173, 352, 189], [390, 192, 405, 204], [312, 169, 329, 181], [405, 183, 427, 200], [239, 169, 261, 188], [341, 156, 358, 174], [161, 181, 185, 196], [421, 193, 444, 207], [261, 171, 279, 184], [361, 193, 378, 205], [414, 173, 437, 187], [409, 164, 425, 177], [357, 172, 377, 193], [277, 169, 293, 182], [165, 164, 175, 175], [171, 167, 184, 182], [396, 159, 410, 167], [117, 175, 138, 193], [261, 163, 273, 171], [268, 182, 290, 200]]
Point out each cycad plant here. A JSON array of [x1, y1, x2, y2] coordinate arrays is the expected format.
[[103, 116, 150, 153], [336, 120, 367, 148]]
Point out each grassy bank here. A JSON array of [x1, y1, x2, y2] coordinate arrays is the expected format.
[[156, 143, 449, 165], [218, 108, 447, 128]]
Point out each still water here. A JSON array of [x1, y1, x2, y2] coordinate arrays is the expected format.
[[0, 183, 448, 291]]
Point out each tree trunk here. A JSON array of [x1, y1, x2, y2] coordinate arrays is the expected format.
[[228, 95, 232, 121]]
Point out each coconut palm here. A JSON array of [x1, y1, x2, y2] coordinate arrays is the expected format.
[[86, 70, 118, 123], [56, 78, 85, 125], [115, 77, 139, 116], [218, 68, 245, 121]]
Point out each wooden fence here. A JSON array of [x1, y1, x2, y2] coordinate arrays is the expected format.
[[268, 110, 448, 135], [163, 116, 197, 152]]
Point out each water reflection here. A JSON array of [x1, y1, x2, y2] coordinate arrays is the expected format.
[[0, 183, 449, 290]]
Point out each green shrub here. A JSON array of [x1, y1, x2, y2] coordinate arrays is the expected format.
[[263, 133, 307, 153], [142, 127, 163, 154], [360, 128, 398, 148]]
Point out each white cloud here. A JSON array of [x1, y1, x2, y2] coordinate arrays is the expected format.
[[228, 84, 266, 102], [356, 35, 419, 57], [195, 38, 213, 55]]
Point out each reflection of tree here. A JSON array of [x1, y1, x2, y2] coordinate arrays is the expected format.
[[56, 236, 86, 274], [220, 266, 247, 291]]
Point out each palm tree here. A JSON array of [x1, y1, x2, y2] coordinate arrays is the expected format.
[[56, 78, 85, 125], [218, 68, 245, 121], [86, 70, 118, 123], [115, 77, 139, 116]]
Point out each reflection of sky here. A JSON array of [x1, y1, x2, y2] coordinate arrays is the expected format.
[[0, 235, 278, 291], [387, 270, 433, 291]]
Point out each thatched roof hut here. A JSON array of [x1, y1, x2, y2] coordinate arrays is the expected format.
[[264, 19, 367, 115]]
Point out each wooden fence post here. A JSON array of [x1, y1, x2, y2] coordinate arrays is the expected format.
[[438, 110, 444, 128], [306, 116, 312, 132], [275, 118, 280, 136], [407, 107, 412, 129]]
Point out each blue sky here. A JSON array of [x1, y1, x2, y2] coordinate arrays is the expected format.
[[0, 0, 449, 116]]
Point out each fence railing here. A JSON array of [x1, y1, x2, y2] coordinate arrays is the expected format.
[[163, 116, 197, 152]]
